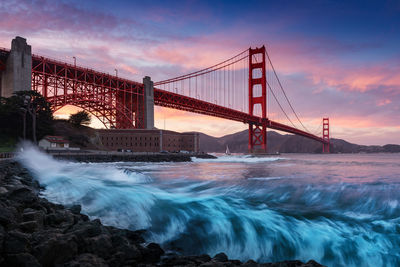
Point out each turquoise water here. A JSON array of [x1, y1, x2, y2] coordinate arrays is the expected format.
[[18, 147, 400, 266]]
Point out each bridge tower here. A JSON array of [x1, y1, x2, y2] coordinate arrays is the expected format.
[[0, 36, 32, 97], [323, 117, 330, 153], [248, 46, 267, 153]]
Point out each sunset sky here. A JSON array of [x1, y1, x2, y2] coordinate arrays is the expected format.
[[1, 0, 399, 145]]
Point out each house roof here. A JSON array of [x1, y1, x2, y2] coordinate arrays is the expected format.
[[43, 136, 69, 143]]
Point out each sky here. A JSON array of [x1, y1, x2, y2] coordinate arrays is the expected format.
[[0, 0, 399, 145]]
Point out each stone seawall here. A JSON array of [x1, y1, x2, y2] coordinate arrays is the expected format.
[[51, 152, 217, 163]]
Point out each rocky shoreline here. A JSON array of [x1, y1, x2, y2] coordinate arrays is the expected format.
[[0, 160, 324, 267]]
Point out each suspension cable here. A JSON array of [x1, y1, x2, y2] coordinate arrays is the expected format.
[[267, 81, 296, 128], [265, 47, 310, 133]]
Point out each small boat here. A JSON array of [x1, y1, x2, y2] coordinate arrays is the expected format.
[[225, 145, 231, 155]]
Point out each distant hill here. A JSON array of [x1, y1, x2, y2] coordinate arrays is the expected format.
[[53, 120, 400, 154], [197, 130, 400, 153]]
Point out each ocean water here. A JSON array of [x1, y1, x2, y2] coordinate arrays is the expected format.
[[17, 146, 400, 266]]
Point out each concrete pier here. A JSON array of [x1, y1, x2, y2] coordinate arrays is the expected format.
[[0, 36, 32, 97], [143, 76, 154, 129]]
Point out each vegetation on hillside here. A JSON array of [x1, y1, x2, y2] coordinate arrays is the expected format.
[[68, 110, 91, 127], [0, 91, 54, 150]]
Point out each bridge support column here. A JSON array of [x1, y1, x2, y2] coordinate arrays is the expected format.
[[143, 76, 154, 129], [0, 36, 31, 97], [248, 46, 267, 153], [322, 117, 330, 153]]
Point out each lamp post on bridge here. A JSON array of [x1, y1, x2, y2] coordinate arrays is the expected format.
[[115, 69, 118, 77], [73, 56, 76, 67]]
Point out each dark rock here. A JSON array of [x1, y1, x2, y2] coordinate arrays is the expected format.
[[33, 235, 78, 266], [3, 253, 41, 267], [0, 225, 4, 251], [45, 210, 74, 227], [64, 253, 108, 267], [80, 214, 90, 222], [7, 185, 38, 204], [243, 260, 259, 267], [84, 234, 113, 258], [162, 255, 213, 266], [0, 205, 16, 227], [0, 186, 8, 194], [213, 252, 228, 262], [141, 242, 164, 263], [69, 204, 82, 214], [22, 210, 45, 227], [116, 242, 142, 261], [19, 220, 39, 233], [305, 260, 325, 267], [67, 220, 105, 239], [4, 230, 30, 254]]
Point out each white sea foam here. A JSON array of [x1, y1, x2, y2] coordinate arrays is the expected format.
[[191, 154, 283, 163]]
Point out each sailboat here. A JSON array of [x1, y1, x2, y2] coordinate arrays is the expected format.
[[225, 145, 231, 155]]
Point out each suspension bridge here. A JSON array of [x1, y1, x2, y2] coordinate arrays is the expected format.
[[0, 37, 330, 153]]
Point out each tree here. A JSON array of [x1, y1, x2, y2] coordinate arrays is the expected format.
[[0, 91, 54, 142], [69, 110, 91, 126]]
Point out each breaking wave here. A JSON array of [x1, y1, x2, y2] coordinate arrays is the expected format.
[[17, 145, 400, 266]]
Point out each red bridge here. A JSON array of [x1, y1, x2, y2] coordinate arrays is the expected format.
[[0, 37, 330, 153]]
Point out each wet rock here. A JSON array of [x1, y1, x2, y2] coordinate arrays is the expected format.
[[141, 242, 164, 263], [0, 186, 8, 195], [4, 230, 30, 254], [19, 221, 39, 233], [0, 205, 16, 227], [84, 234, 113, 258], [0, 225, 4, 251], [33, 235, 78, 266], [67, 220, 105, 240], [305, 260, 325, 267], [69, 204, 82, 214], [3, 253, 41, 267], [45, 209, 74, 227], [242, 260, 258, 266], [213, 252, 229, 262], [64, 253, 108, 267], [162, 255, 211, 266], [23, 210, 45, 227], [7, 185, 38, 204]]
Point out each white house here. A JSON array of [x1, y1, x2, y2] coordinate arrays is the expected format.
[[38, 136, 70, 150]]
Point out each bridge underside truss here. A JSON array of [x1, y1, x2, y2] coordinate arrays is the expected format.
[[31, 55, 145, 129]]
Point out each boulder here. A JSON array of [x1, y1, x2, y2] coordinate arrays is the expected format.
[[22, 210, 45, 228], [0, 186, 8, 195], [45, 210, 74, 227], [33, 235, 78, 266], [84, 234, 113, 258], [19, 221, 39, 233], [4, 230, 30, 254], [141, 242, 164, 263], [7, 185, 38, 204], [0, 205, 16, 227], [213, 252, 228, 262], [69, 204, 82, 214], [3, 253, 41, 267], [64, 253, 108, 267]]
